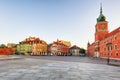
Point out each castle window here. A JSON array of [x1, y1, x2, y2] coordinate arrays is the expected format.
[[116, 52, 119, 56], [114, 35, 117, 40], [104, 48, 106, 51], [110, 38, 112, 42], [114, 44, 117, 50], [110, 46, 112, 50]]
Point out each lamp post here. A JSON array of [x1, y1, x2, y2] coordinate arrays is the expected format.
[[107, 43, 112, 65], [107, 52, 110, 64]]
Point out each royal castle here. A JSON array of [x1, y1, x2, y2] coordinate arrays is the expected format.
[[87, 5, 120, 60]]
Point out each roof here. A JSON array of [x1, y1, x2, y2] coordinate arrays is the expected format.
[[35, 38, 40, 42], [57, 40, 71, 47], [106, 27, 120, 38], [53, 41, 65, 46], [70, 45, 80, 49], [97, 4, 106, 22]]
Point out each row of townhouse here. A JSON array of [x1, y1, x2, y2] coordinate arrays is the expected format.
[[16, 36, 82, 56], [17, 36, 47, 55], [87, 5, 120, 60]]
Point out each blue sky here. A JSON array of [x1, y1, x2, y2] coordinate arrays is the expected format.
[[0, 0, 120, 49]]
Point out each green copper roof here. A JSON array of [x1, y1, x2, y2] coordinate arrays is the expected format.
[[97, 4, 106, 22]]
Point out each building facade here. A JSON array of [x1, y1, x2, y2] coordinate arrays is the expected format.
[[99, 27, 120, 59], [17, 43, 32, 55], [87, 42, 95, 57], [17, 36, 47, 55], [48, 39, 70, 56], [70, 45, 80, 56], [32, 39, 47, 56], [0, 48, 13, 55], [87, 5, 120, 59], [7, 43, 17, 54]]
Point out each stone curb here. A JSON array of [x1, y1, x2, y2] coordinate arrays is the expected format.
[[108, 63, 120, 67]]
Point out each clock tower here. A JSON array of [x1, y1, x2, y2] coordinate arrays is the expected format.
[[95, 4, 108, 41], [94, 4, 109, 57]]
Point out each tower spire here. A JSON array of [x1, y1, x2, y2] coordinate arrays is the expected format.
[[100, 3, 102, 14], [97, 3, 106, 22]]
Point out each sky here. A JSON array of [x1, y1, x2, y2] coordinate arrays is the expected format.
[[0, 0, 120, 49]]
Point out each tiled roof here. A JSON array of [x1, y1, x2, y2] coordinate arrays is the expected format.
[[106, 27, 120, 38], [35, 38, 40, 42], [70, 45, 80, 49], [53, 42, 64, 45]]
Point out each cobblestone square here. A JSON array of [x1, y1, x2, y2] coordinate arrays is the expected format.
[[0, 56, 120, 80]]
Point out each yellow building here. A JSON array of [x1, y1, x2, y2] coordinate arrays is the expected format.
[[57, 39, 71, 47], [17, 36, 47, 56], [17, 43, 32, 55]]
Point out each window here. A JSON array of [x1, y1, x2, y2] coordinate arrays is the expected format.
[[110, 38, 112, 42], [114, 36, 117, 40], [110, 46, 112, 50], [104, 48, 106, 51], [116, 52, 119, 56], [114, 44, 117, 50], [107, 46, 109, 51]]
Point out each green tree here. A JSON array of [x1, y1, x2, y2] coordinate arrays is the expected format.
[[79, 48, 86, 56], [15, 50, 20, 55], [0, 44, 7, 48]]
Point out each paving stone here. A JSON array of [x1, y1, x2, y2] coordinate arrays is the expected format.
[[0, 72, 8, 77], [0, 58, 120, 80]]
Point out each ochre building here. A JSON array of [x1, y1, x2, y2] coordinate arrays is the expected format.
[[32, 39, 47, 56], [17, 36, 47, 55]]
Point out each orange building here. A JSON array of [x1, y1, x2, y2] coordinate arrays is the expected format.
[[32, 38, 48, 56], [87, 5, 120, 60]]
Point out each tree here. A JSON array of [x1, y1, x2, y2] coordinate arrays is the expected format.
[[0, 44, 7, 48], [79, 48, 86, 56], [15, 50, 20, 55]]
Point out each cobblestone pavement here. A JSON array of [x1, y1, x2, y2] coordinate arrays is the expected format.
[[0, 58, 120, 80]]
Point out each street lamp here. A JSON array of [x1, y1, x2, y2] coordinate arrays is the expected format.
[[107, 52, 110, 64], [106, 43, 112, 65]]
